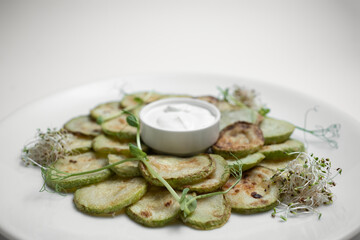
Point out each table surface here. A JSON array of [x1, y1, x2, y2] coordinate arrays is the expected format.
[[0, 1, 359, 239]]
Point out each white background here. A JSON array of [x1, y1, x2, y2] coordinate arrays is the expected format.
[[0, 1, 359, 239]]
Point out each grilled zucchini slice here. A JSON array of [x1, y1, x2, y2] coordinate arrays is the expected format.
[[260, 117, 295, 145], [120, 92, 163, 109], [45, 152, 112, 192], [258, 158, 292, 171], [101, 115, 137, 140], [126, 187, 181, 227], [226, 152, 265, 172], [212, 121, 264, 159], [196, 96, 240, 112], [108, 154, 141, 178], [139, 154, 215, 187], [260, 139, 305, 161], [74, 177, 147, 215], [220, 109, 263, 129], [223, 166, 279, 214], [181, 195, 231, 230], [64, 116, 102, 137], [65, 133, 93, 154], [92, 134, 146, 156], [176, 154, 230, 193], [90, 101, 122, 123]]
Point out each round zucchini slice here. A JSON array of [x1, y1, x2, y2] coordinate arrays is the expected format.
[[120, 92, 163, 109], [65, 133, 93, 154], [45, 152, 112, 192], [126, 187, 181, 227], [90, 101, 122, 123], [176, 154, 230, 193], [258, 158, 292, 172], [74, 177, 147, 215], [226, 152, 265, 172], [212, 121, 265, 159], [92, 134, 148, 155], [101, 115, 137, 140], [223, 166, 279, 214], [220, 109, 263, 129], [64, 115, 102, 137], [181, 194, 231, 230], [260, 117, 295, 145], [139, 154, 215, 187], [196, 96, 241, 112], [108, 154, 141, 178], [260, 139, 305, 161]]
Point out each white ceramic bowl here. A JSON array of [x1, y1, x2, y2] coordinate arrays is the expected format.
[[139, 98, 220, 156]]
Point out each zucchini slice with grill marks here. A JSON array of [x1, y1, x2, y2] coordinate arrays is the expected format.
[[260, 117, 295, 145], [126, 187, 181, 227], [258, 158, 292, 172], [45, 152, 112, 192], [90, 101, 122, 123], [64, 115, 102, 137], [108, 154, 141, 178], [92, 134, 147, 155], [74, 177, 147, 215], [220, 109, 263, 129], [223, 166, 279, 214], [181, 195, 231, 230], [260, 139, 305, 161], [176, 154, 230, 193], [101, 115, 137, 140], [65, 133, 93, 154], [120, 92, 163, 109], [226, 152, 265, 172], [196, 96, 241, 112], [212, 121, 264, 159], [139, 154, 215, 187]]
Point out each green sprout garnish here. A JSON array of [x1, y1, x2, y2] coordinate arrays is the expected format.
[[217, 86, 270, 117], [271, 152, 342, 221], [21, 128, 70, 167], [295, 106, 341, 149]]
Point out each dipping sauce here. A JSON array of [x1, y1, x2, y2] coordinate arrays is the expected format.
[[143, 103, 216, 131]]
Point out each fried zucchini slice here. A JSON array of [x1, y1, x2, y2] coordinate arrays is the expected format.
[[120, 92, 163, 109], [45, 152, 112, 192], [101, 115, 137, 140], [126, 187, 181, 227], [108, 154, 141, 178], [92, 134, 146, 155], [258, 158, 292, 171], [260, 117, 295, 145], [74, 177, 147, 215], [65, 133, 93, 154], [139, 154, 215, 187], [226, 152, 265, 172], [90, 101, 122, 123], [196, 96, 240, 112], [181, 195, 231, 230], [212, 121, 264, 159], [223, 166, 279, 214], [260, 139, 305, 161], [64, 115, 102, 137], [176, 154, 230, 193], [220, 109, 263, 129]]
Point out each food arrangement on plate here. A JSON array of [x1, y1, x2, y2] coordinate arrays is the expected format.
[[21, 86, 341, 230]]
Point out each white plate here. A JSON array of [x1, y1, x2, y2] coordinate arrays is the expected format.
[[0, 74, 359, 240]]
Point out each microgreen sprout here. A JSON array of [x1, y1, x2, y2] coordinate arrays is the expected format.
[[271, 152, 342, 221], [295, 106, 341, 149], [22, 128, 70, 167], [217, 86, 270, 116]]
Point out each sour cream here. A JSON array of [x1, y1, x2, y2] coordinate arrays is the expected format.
[[143, 103, 216, 131]]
